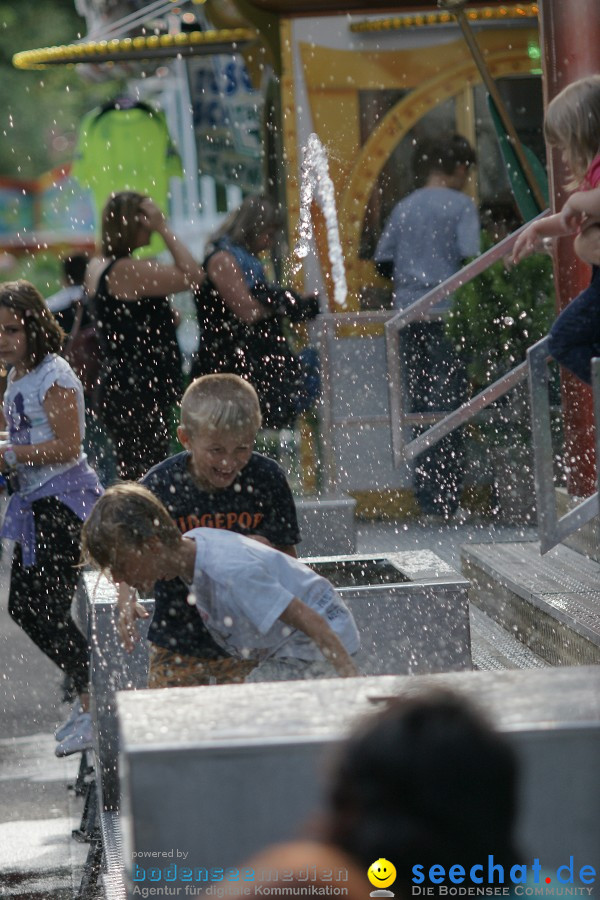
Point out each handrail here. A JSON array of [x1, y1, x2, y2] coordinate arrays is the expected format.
[[311, 208, 598, 554], [385, 211, 549, 467], [386, 211, 548, 331]]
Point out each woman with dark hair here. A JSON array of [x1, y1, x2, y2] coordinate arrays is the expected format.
[[191, 194, 320, 430], [85, 192, 204, 480], [241, 690, 521, 899]]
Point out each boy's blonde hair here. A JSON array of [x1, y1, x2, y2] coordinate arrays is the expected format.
[[544, 75, 600, 187], [180, 374, 262, 435], [82, 483, 180, 571]]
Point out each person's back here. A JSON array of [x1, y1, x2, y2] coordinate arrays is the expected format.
[[185, 526, 360, 673], [374, 134, 479, 518], [379, 185, 479, 311]]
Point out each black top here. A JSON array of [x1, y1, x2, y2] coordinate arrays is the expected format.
[[191, 245, 304, 429], [92, 258, 183, 403], [141, 450, 301, 656]]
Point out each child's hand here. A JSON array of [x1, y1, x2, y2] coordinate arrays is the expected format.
[[512, 222, 545, 263], [117, 584, 148, 652], [558, 199, 585, 233], [337, 657, 360, 677]]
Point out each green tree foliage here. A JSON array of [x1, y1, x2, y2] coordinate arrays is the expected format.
[[446, 237, 555, 389], [0, 0, 121, 178]]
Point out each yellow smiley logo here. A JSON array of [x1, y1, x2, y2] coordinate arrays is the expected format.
[[368, 858, 397, 890]]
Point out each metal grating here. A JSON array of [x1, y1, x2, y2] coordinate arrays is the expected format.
[[463, 541, 600, 596], [538, 592, 600, 634], [470, 606, 548, 671], [463, 546, 600, 666], [100, 811, 126, 900]]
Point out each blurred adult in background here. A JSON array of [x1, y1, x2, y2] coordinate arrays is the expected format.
[[84, 192, 204, 480], [375, 135, 480, 519], [46, 253, 90, 334], [46, 252, 114, 484], [242, 689, 520, 898], [191, 194, 320, 430]]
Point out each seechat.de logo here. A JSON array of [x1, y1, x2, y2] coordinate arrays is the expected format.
[[411, 856, 596, 894]]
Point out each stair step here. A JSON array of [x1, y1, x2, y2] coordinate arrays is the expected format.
[[461, 541, 600, 666], [469, 606, 548, 671]]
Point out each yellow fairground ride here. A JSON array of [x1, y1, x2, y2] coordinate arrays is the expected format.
[[209, 2, 543, 311]]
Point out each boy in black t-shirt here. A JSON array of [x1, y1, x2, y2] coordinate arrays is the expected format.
[[117, 374, 300, 687]]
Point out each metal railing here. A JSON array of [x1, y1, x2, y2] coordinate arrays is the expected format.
[[312, 208, 600, 553], [384, 214, 548, 466], [310, 218, 547, 495]]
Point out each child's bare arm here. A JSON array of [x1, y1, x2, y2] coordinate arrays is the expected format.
[[574, 222, 600, 265], [561, 186, 600, 227], [278, 598, 358, 677], [3, 386, 80, 469], [512, 213, 572, 263]]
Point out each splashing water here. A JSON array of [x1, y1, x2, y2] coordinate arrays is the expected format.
[[294, 133, 348, 308]]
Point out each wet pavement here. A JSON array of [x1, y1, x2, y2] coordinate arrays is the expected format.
[[0, 516, 536, 899], [0, 544, 89, 899]]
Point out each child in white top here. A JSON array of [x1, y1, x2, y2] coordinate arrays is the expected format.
[[82, 483, 360, 680], [0, 280, 103, 756]]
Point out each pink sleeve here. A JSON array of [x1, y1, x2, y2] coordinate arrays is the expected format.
[[585, 155, 600, 189]]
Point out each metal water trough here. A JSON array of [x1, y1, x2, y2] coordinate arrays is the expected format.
[[85, 571, 154, 811], [86, 549, 469, 812], [117, 666, 600, 898], [303, 550, 470, 675]]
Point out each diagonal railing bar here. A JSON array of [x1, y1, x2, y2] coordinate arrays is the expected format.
[[385, 212, 549, 468], [403, 362, 528, 461], [528, 337, 598, 554]]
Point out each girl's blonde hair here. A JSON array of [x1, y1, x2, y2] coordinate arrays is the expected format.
[[0, 280, 64, 369], [180, 374, 262, 435], [544, 75, 600, 188], [81, 483, 180, 572], [101, 191, 148, 258]]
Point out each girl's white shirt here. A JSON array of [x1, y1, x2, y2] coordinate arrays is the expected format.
[[3, 353, 86, 495]]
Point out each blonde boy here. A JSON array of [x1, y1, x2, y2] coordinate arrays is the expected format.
[[85, 484, 359, 681], [119, 374, 301, 687]]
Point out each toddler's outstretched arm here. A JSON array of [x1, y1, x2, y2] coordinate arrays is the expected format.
[[512, 213, 573, 263], [513, 188, 600, 264], [279, 598, 358, 677]]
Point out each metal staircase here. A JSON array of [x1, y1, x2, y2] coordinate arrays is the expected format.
[[313, 214, 600, 668]]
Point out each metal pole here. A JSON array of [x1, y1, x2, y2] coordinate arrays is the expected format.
[[438, 0, 547, 211]]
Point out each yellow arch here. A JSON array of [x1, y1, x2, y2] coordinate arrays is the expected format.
[[339, 49, 539, 305]]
